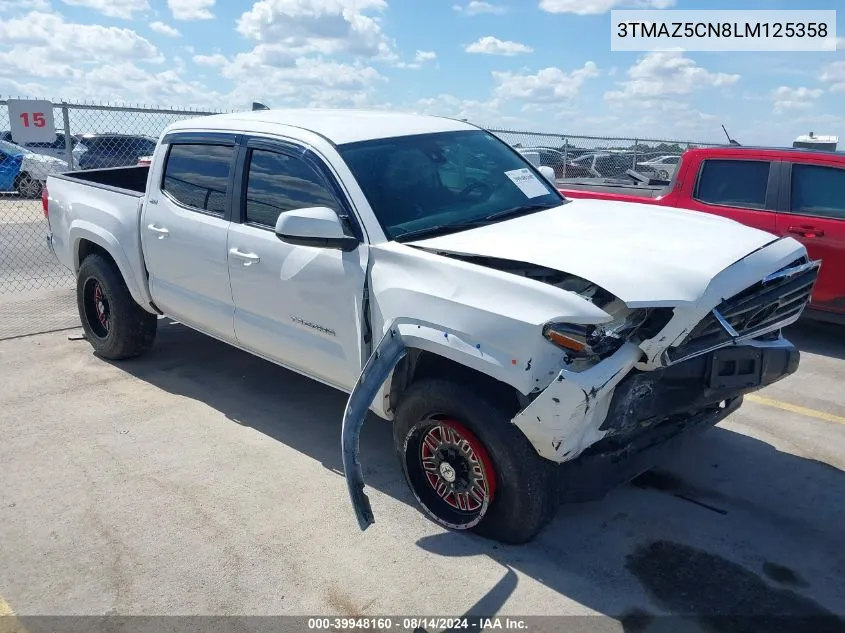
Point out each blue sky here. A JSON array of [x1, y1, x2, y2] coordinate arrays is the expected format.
[[0, 0, 843, 145]]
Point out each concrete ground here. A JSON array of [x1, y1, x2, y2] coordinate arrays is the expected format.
[[0, 317, 844, 631]]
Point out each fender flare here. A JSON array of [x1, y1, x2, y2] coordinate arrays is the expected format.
[[341, 317, 525, 531], [69, 221, 151, 309]]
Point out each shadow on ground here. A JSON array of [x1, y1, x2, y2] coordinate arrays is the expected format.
[[785, 318, 845, 361], [107, 321, 845, 633]]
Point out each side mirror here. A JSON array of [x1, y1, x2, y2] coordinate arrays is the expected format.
[[275, 206, 360, 252], [538, 165, 556, 184]]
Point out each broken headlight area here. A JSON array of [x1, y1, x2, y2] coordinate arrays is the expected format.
[[543, 307, 673, 364]]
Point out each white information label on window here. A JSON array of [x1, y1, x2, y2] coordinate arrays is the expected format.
[[504, 168, 549, 198], [7, 99, 56, 144]]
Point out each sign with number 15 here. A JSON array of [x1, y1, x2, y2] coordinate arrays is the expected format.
[[7, 99, 56, 144]]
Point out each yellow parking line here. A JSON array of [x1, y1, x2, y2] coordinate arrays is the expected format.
[[746, 393, 845, 426], [0, 595, 26, 633]]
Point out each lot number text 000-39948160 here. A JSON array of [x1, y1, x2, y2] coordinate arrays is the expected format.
[[610, 9, 837, 52]]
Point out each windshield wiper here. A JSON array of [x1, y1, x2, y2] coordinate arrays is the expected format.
[[393, 203, 561, 243], [479, 202, 561, 223], [393, 221, 489, 242]]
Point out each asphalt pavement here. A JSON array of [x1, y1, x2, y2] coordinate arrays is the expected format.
[[0, 317, 843, 632]]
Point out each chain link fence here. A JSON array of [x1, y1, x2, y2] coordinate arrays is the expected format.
[[486, 127, 729, 183], [0, 97, 725, 339], [0, 99, 228, 339]]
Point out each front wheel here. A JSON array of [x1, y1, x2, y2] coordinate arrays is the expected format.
[[393, 379, 558, 545]]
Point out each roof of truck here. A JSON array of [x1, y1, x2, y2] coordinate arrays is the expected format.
[[165, 109, 478, 145]]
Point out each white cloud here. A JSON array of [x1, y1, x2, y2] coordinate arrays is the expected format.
[[59, 0, 150, 18], [168, 0, 215, 20], [236, 0, 395, 61], [0, 11, 163, 83], [605, 51, 739, 101], [415, 50, 436, 62], [539, 0, 674, 14], [493, 62, 599, 103], [0, 0, 50, 10], [150, 21, 181, 37], [193, 53, 228, 67], [466, 36, 533, 56], [821, 61, 845, 93], [771, 86, 824, 114], [452, 1, 507, 15]]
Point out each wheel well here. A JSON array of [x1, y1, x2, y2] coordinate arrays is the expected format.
[[76, 239, 116, 273], [389, 349, 524, 416]]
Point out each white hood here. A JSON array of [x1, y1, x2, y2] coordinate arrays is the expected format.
[[408, 198, 780, 307]]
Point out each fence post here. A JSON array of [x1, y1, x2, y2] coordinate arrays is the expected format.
[[632, 139, 638, 170], [61, 103, 73, 170]]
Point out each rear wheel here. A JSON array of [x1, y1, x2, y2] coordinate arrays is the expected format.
[[77, 253, 157, 359], [394, 379, 558, 545]]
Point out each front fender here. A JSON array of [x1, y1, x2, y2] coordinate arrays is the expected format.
[[342, 316, 519, 530]]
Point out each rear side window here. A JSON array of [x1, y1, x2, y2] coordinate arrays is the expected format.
[[695, 159, 771, 209], [244, 148, 340, 227], [790, 164, 845, 220], [162, 143, 234, 215]]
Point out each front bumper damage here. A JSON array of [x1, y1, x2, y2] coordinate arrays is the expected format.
[[341, 321, 800, 532]]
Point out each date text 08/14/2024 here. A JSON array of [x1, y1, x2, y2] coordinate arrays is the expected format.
[[307, 617, 529, 631]]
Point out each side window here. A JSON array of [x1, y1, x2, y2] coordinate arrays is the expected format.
[[694, 159, 770, 209], [244, 148, 339, 227], [162, 143, 234, 215], [790, 164, 845, 220]]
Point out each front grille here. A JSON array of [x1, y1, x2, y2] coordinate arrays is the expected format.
[[665, 257, 820, 363]]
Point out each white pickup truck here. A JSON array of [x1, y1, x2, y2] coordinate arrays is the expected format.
[[44, 109, 819, 544]]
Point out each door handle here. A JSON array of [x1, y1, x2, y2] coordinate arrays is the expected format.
[[229, 248, 261, 266], [788, 225, 825, 238], [146, 224, 169, 239]]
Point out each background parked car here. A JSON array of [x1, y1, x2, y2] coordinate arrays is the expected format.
[[0, 139, 67, 198], [636, 154, 681, 180], [568, 152, 639, 179], [0, 131, 87, 169], [75, 134, 158, 169], [517, 147, 595, 178]]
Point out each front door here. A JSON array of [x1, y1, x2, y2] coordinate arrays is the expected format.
[[777, 161, 845, 314], [141, 138, 238, 342], [227, 139, 368, 391]]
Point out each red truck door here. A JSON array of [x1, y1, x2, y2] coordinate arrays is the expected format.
[[776, 161, 845, 315], [680, 156, 779, 234]]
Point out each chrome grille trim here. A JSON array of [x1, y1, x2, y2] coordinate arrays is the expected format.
[[663, 258, 821, 366]]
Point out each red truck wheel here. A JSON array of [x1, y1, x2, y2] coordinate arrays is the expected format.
[[393, 378, 558, 544]]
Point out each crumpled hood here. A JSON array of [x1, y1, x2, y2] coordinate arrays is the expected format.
[[408, 198, 780, 307]]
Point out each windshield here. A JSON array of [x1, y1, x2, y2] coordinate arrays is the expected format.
[[0, 139, 31, 156], [337, 130, 564, 241]]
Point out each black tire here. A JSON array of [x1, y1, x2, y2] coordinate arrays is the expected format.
[[393, 378, 558, 545], [15, 173, 42, 199], [76, 253, 157, 360]]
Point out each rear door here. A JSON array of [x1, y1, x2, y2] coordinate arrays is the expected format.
[[683, 156, 779, 234], [776, 161, 845, 313], [141, 133, 239, 342]]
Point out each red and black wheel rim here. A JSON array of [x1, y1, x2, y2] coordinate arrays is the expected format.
[[83, 277, 110, 339], [403, 415, 497, 530]]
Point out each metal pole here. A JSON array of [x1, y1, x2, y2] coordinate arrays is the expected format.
[[61, 104, 73, 170], [632, 139, 638, 170]]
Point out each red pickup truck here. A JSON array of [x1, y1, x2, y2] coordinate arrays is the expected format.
[[560, 146, 845, 322]]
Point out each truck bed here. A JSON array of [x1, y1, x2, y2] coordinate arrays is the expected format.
[[52, 165, 150, 196]]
